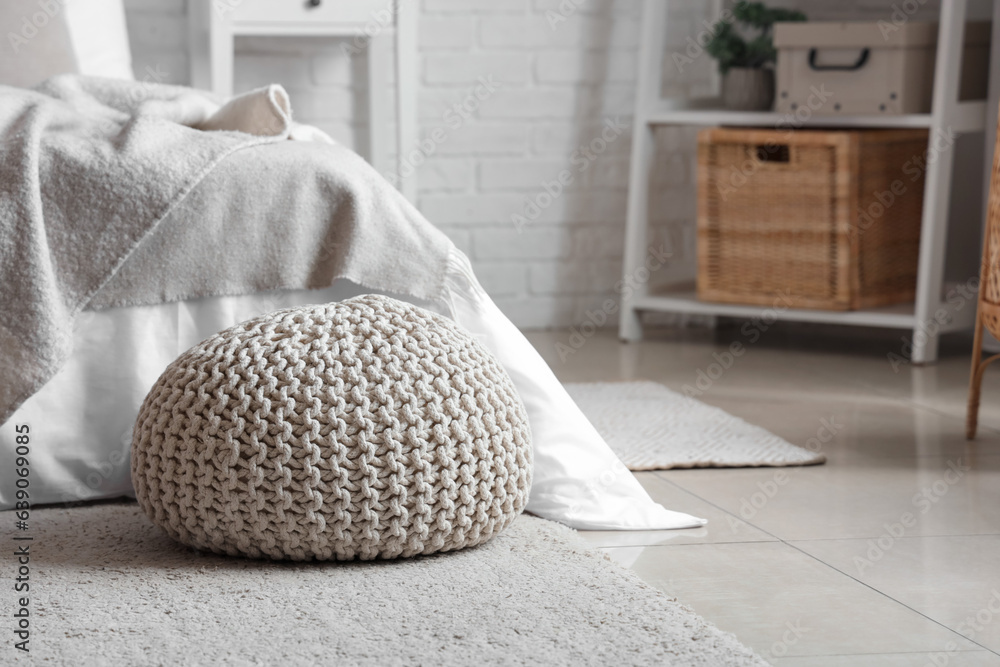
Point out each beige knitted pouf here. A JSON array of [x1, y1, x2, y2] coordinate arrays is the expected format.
[[131, 294, 532, 561]]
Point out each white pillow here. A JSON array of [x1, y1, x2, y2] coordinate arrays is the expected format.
[[1, 0, 133, 88], [444, 249, 707, 531]]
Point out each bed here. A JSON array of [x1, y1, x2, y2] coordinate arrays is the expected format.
[[0, 75, 704, 532]]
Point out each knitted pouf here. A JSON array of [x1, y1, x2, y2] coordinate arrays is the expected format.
[[131, 294, 532, 561]]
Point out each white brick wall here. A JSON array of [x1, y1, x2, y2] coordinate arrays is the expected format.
[[121, 0, 964, 330]]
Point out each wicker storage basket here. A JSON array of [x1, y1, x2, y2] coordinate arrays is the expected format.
[[696, 127, 928, 310]]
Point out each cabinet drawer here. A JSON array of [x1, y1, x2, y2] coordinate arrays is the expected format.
[[227, 0, 393, 27]]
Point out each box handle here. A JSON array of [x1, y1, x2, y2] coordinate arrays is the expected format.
[[808, 48, 870, 71]]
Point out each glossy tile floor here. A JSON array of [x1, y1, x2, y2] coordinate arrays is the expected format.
[[525, 326, 1000, 666]]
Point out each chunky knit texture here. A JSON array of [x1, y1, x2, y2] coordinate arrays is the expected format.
[[131, 295, 532, 561]]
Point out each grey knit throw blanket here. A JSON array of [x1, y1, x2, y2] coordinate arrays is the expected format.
[[0, 75, 451, 427]]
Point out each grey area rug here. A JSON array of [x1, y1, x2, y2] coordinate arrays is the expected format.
[[568, 381, 825, 470], [3, 504, 764, 667]]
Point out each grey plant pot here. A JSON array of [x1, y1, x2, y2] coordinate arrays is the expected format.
[[722, 67, 775, 112]]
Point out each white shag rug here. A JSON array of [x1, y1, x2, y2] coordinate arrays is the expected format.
[[4, 504, 765, 667], [567, 381, 825, 470]]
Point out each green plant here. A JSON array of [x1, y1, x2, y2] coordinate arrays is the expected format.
[[705, 2, 806, 74]]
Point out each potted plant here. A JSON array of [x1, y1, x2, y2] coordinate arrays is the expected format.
[[706, 2, 806, 111]]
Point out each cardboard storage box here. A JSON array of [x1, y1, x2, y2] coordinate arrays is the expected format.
[[773, 21, 989, 115]]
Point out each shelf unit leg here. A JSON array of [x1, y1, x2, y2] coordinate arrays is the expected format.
[[620, 122, 657, 342], [367, 34, 392, 178], [909, 325, 941, 365], [209, 16, 234, 97], [619, 0, 667, 343], [395, 1, 418, 203], [912, 0, 967, 364], [619, 305, 643, 342], [188, 1, 210, 91]]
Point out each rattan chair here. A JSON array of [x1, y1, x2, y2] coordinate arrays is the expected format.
[[966, 117, 1000, 439]]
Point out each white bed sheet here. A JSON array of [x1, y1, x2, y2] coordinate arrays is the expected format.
[[0, 249, 705, 531]]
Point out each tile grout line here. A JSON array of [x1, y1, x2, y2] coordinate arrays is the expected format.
[[779, 540, 1000, 658], [592, 538, 775, 549], [648, 471, 1000, 658], [782, 533, 1000, 542], [805, 363, 1000, 438], [681, 356, 1000, 439], [771, 649, 994, 660]]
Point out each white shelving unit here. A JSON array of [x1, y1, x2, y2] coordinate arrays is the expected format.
[[620, 0, 1000, 363]]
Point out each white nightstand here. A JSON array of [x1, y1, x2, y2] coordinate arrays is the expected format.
[[188, 0, 418, 201]]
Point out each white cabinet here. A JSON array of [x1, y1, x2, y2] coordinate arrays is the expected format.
[[219, 0, 389, 25], [188, 0, 418, 202]]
